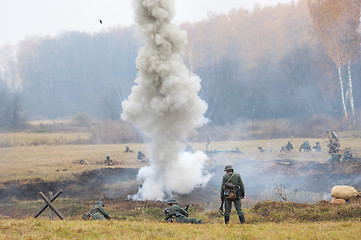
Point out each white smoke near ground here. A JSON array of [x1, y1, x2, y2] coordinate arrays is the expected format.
[[121, 0, 211, 201]]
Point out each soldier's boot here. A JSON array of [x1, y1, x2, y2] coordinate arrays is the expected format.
[[224, 216, 229, 224], [239, 215, 245, 224]]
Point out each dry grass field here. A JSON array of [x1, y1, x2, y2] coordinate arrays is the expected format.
[[1, 219, 361, 239], [1, 131, 361, 182], [1, 128, 361, 239]]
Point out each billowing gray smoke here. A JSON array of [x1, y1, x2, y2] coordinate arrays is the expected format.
[[121, 0, 211, 201]]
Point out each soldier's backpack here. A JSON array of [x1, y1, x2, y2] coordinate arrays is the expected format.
[[224, 173, 237, 200]]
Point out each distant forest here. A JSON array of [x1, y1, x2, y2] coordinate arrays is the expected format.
[[0, 0, 360, 126]]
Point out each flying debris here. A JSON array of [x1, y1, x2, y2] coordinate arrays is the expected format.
[[99, 19, 102, 24]]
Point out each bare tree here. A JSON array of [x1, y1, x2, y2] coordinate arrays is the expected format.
[[308, 0, 360, 123]]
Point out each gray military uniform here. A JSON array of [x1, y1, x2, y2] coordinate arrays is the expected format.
[[221, 171, 245, 219], [168, 204, 202, 224], [90, 205, 111, 220]]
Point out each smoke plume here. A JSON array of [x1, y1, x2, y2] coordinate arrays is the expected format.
[[121, 0, 211, 201]]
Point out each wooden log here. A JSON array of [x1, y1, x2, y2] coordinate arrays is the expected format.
[[33, 189, 62, 218], [38, 192, 65, 220], [49, 192, 53, 221]]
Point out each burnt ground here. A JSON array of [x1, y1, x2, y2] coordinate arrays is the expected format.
[[0, 168, 139, 201], [1, 159, 361, 204]]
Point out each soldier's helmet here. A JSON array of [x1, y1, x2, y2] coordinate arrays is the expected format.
[[224, 165, 233, 171], [326, 129, 331, 132], [168, 198, 178, 205], [106, 156, 110, 159], [95, 201, 105, 206]]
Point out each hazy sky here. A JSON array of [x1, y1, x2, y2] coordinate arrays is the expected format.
[[0, 0, 294, 47]]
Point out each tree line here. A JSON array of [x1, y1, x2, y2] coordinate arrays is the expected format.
[[0, 0, 360, 128]]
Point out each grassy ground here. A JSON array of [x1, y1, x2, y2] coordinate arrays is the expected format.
[[1, 219, 361, 240]]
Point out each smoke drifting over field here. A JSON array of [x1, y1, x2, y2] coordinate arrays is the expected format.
[[121, 0, 211, 200]]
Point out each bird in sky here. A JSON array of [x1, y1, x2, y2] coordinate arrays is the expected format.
[[99, 19, 102, 24]]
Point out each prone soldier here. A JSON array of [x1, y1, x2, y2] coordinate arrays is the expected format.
[[164, 199, 203, 224], [82, 201, 111, 221]]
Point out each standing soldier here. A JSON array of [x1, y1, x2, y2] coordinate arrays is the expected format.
[[164, 199, 203, 224], [327, 129, 340, 153], [220, 165, 245, 224]]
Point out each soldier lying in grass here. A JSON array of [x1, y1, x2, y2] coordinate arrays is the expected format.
[[164, 199, 203, 224], [82, 201, 111, 220]]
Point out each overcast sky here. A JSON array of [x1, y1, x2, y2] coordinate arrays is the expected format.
[[0, 0, 294, 48]]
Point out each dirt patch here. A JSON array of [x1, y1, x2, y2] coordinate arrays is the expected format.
[[1, 159, 361, 204], [0, 168, 139, 201]]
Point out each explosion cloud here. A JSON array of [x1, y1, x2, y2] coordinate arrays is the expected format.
[[121, 0, 211, 201]]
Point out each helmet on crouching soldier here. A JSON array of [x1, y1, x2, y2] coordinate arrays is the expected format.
[[168, 198, 178, 205], [95, 201, 105, 207]]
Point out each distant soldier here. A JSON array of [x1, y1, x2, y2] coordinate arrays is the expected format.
[[342, 149, 353, 162], [78, 159, 89, 164], [124, 145, 133, 153], [327, 129, 340, 154], [221, 165, 245, 224], [164, 199, 203, 224], [137, 151, 146, 162], [83, 201, 111, 221], [328, 153, 341, 164], [285, 141, 293, 151], [258, 146, 264, 152], [104, 156, 113, 165], [299, 141, 311, 152], [280, 146, 288, 153], [312, 142, 322, 152]]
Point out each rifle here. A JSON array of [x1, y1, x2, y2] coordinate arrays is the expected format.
[[322, 138, 340, 151], [219, 199, 224, 216], [184, 205, 189, 212]]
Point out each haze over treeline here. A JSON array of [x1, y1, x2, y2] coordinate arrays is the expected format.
[[0, 0, 360, 128]]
